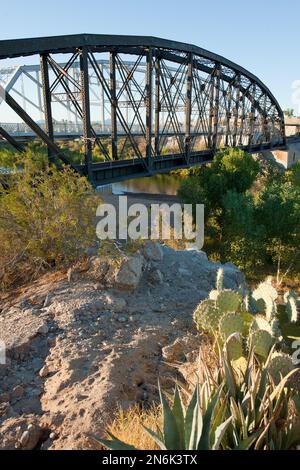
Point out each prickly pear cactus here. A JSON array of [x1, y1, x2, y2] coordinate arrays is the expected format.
[[216, 290, 242, 314], [253, 280, 278, 303], [194, 300, 221, 332], [287, 296, 299, 324], [249, 330, 275, 359], [219, 313, 244, 341], [249, 315, 273, 336], [267, 353, 295, 385], [225, 333, 243, 361], [270, 318, 282, 339], [252, 280, 278, 320], [216, 268, 224, 293], [209, 290, 219, 301]]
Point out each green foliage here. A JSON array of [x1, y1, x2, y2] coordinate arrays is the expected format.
[[178, 148, 260, 221], [0, 151, 99, 290], [178, 147, 300, 277]]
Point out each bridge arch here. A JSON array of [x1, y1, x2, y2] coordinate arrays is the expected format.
[[0, 34, 285, 183]]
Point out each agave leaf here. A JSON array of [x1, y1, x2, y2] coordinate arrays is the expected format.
[[234, 430, 263, 450], [198, 387, 222, 450], [269, 369, 298, 403], [142, 426, 167, 450], [158, 381, 181, 450], [91, 433, 137, 450], [212, 416, 232, 450], [185, 384, 203, 450], [172, 385, 185, 449], [223, 351, 237, 398]]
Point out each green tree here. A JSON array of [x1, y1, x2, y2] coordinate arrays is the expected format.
[[221, 190, 266, 272], [256, 181, 300, 283]]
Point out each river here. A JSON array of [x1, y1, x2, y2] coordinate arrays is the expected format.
[[112, 174, 182, 196]]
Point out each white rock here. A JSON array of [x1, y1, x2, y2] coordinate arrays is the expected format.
[[39, 365, 50, 378]]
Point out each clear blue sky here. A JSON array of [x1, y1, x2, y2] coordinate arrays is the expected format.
[[1, 0, 299, 111]]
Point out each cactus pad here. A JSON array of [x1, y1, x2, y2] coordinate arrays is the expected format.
[[250, 330, 275, 359], [249, 315, 273, 336], [267, 353, 295, 385], [219, 313, 244, 341], [225, 333, 243, 361], [193, 300, 221, 332], [216, 290, 242, 314], [287, 297, 299, 324]]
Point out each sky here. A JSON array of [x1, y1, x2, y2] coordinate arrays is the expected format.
[[0, 0, 299, 114]]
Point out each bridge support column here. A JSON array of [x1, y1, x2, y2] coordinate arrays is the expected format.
[[110, 51, 118, 161], [212, 63, 221, 150], [208, 72, 215, 149], [154, 55, 161, 156], [185, 53, 193, 162], [40, 54, 55, 163], [80, 47, 93, 179], [225, 82, 233, 146], [233, 74, 241, 147], [248, 83, 256, 148], [146, 48, 153, 169]]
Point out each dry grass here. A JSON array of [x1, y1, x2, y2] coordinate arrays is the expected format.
[[107, 404, 162, 450]]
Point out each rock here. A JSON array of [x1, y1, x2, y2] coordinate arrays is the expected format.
[[38, 323, 49, 335], [147, 268, 164, 285], [0, 416, 42, 450], [117, 317, 127, 324], [162, 339, 185, 363], [142, 241, 164, 262], [39, 365, 50, 378], [114, 254, 144, 291], [105, 295, 127, 313], [0, 307, 49, 360], [12, 385, 24, 400]]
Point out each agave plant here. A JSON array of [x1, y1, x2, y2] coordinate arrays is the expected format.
[[93, 383, 232, 450], [207, 342, 300, 450]]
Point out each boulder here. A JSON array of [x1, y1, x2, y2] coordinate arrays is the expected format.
[[142, 241, 164, 263], [114, 254, 144, 291]]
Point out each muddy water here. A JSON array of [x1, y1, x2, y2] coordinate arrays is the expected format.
[[112, 174, 183, 196]]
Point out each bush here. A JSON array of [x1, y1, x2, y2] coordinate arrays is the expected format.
[[0, 153, 99, 291]]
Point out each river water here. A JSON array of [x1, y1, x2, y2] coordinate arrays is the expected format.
[[112, 174, 182, 196]]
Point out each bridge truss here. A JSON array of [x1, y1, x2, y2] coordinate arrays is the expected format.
[[0, 34, 286, 184]]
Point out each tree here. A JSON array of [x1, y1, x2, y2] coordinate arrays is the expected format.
[[222, 190, 266, 272], [283, 108, 295, 118], [178, 148, 260, 236], [255, 181, 300, 283]]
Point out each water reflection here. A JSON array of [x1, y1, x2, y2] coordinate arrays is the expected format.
[[113, 174, 182, 196]]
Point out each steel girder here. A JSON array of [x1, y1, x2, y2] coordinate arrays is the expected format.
[[0, 34, 286, 182]]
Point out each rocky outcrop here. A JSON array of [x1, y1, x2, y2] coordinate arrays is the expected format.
[[0, 243, 245, 450]]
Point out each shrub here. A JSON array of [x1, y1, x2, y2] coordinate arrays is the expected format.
[[0, 153, 99, 291]]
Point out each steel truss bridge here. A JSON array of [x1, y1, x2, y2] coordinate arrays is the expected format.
[[0, 34, 286, 185]]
